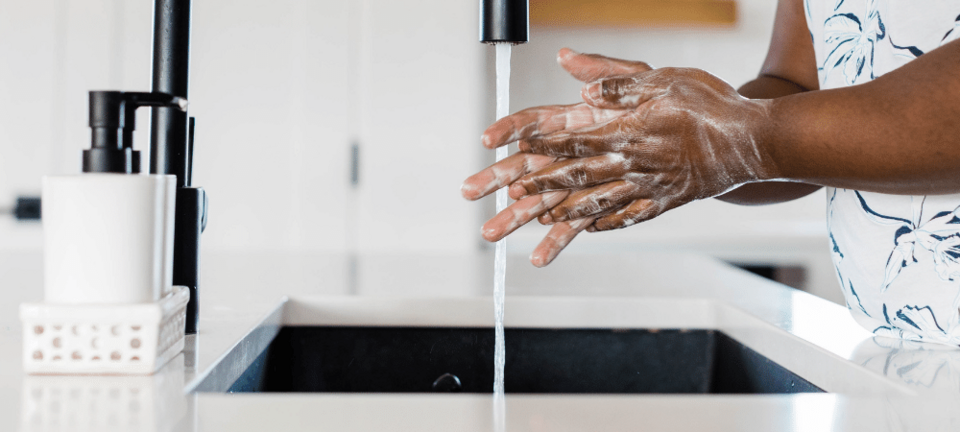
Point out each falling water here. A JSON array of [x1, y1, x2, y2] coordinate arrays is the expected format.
[[493, 42, 511, 430]]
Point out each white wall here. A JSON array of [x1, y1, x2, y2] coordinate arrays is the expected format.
[[0, 0, 484, 256], [0, 0, 841, 303]]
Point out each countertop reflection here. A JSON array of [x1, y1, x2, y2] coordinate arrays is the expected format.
[[3, 250, 960, 431]]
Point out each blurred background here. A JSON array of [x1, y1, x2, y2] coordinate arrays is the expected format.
[[0, 0, 838, 303]]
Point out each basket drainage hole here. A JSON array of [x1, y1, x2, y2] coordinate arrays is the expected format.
[[130, 356, 140, 362], [130, 326, 141, 332], [32, 351, 43, 360], [52, 337, 62, 348], [71, 352, 81, 360], [110, 352, 121, 361], [111, 325, 120, 336], [33, 326, 43, 335], [91, 356, 101, 361], [130, 338, 141, 349]]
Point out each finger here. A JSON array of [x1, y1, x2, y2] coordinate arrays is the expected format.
[[593, 198, 663, 231], [530, 217, 595, 268], [508, 153, 631, 199], [548, 180, 641, 222], [481, 191, 570, 242], [481, 103, 625, 149], [557, 48, 653, 83], [581, 72, 666, 110], [519, 119, 633, 158], [538, 212, 553, 225], [461, 153, 558, 201]]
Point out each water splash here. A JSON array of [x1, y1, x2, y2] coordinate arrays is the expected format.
[[493, 42, 511, 431]]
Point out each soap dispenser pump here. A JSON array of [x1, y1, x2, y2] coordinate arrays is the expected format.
[[84, 91, 187, 174], [22, 0, 202, 376], [20, 91, 192, 375]]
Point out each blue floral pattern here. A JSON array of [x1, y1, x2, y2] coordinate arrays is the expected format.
[[810, 0, 960, 345], [821, 0, 885, 85]]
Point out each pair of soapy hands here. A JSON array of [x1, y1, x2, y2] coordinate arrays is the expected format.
[[462, 48, 776, 267]]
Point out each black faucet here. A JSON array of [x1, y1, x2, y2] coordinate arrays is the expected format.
[[480, 0, 529, 44], [149, 0, 205, 335]]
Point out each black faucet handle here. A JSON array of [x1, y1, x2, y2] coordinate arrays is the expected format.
[[123, 92, 188, 112]]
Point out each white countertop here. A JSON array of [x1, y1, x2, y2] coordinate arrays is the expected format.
[[3, 250, 959, 431]]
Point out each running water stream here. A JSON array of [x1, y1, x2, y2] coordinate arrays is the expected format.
[[493, 42, 511, 428]]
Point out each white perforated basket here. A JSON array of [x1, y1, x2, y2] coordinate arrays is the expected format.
[[20, 286, 189, 375]]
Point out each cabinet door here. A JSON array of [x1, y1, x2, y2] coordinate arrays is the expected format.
[[1, 0, 489, 260], [353, 0, 485, 255], [191, 0, 353, 253]]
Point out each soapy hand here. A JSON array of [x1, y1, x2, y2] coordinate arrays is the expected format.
[[514, 64, 776, 231], [464, 49, 776, 267], [462, 49, 654, 266]]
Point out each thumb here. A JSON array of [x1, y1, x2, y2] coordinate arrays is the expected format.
[[581, 74, 663, 109], [557, 48, 653, 83]]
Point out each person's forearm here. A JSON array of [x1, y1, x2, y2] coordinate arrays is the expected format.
[[760, 39, 960, 195], [717, 75, 821, 205], [739, 74, 810, 99]]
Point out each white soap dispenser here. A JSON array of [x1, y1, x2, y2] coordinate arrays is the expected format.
[[20, 91, 191, 375]]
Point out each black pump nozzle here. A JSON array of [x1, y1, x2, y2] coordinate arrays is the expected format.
[[480, 0, 529, 44], [85, 91, 187, 173]]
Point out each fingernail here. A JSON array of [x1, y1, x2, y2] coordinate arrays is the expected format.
[[585, 83, 602, 101], [481, 134, 490, 148], [530, 252, 546, 268], [462, 182, 483, 200], [482, 225, 498, 241], [557, 48, 578, 63]]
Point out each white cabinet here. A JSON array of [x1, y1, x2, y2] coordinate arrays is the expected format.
[[0, 0, 486, 256]]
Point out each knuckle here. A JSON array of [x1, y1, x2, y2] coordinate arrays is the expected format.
[[595, 196, 614, 211], [568, 166, 589, 187], [568, 137, 590, 157], [600, 79, 620, 99]]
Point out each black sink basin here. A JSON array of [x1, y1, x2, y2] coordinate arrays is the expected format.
[[224, 327, 822, 394]]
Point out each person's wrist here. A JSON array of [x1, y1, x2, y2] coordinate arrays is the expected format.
[[743, 97, 782, 182]]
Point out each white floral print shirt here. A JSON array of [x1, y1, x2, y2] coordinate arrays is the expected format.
[[806, 0, 960, 344]]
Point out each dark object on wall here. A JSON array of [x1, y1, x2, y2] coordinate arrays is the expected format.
[[14, 196, 42, 221]]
